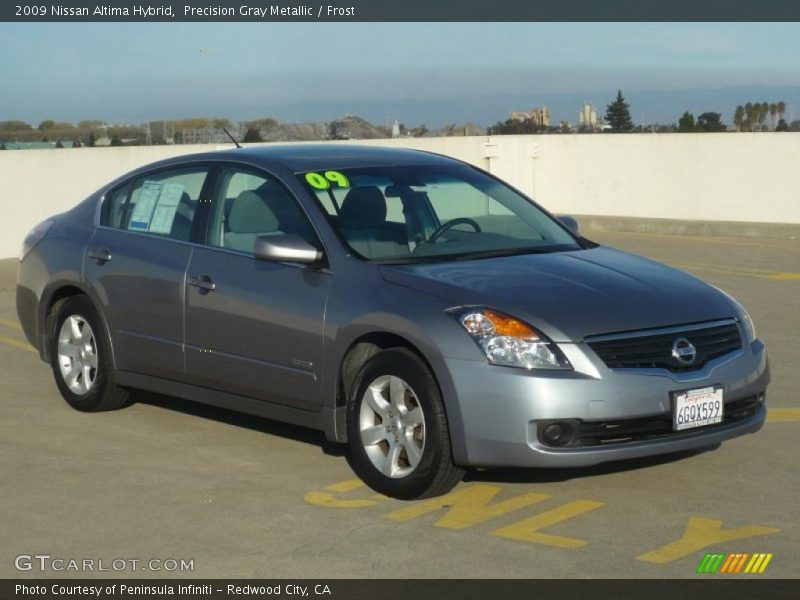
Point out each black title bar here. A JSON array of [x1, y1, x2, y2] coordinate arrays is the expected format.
[[1, 579, 797, 600], [3, 1, 800, 22]]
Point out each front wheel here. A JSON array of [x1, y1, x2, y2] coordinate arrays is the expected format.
[[49, 295, 131, 412], [346, 348, 464, 499]]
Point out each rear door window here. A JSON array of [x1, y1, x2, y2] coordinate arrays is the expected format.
[[103, 166, 210, 241]]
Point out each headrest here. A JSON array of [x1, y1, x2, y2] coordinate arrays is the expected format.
[[228, 190, 279, 233], [339, 186, 387, 227]]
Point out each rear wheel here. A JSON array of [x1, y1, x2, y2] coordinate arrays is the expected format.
[[346, 348, 464, 499], [50, 296, 130, 412]]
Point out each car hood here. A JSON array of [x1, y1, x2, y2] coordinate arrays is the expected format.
[[379, 246, 736, 341]]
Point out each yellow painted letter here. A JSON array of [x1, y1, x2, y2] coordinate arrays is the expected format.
[[304, 480, 387, 508], [490, 499, 604, 548], [637, 517, 780, 564], [386, 484, 551, 530]]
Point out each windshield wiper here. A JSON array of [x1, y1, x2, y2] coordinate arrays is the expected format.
[[375, 245, 574, 265], [448, 247, 557, 261]]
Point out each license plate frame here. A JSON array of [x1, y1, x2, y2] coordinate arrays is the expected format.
[[672, 385, 724, 431]]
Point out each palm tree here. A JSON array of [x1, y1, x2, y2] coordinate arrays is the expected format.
[[733, 105, 745, 132], [777, 101, 787, 122], [761, 102, 770, 130], [769, 103, 778, 129]]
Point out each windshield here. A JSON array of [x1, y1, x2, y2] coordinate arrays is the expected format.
[[297, 163, 582, 262]]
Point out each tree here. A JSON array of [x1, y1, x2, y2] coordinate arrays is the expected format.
[[110, 135, 123, 146], [678, 111, 696, 132], [777, 101, 786, 122], [697, 112, 726, 132], [605, 90, 634, 132], [733, 105, 745, 132], [211, 117, 232, 130], [245, 117, 278, 132], [242, 127, 262, 143], [489, 118, 547, 135], [38, 119, 56, 131], [0, 120, 32, 131], [776, 119, 789, 132], [0, 142, 6, 150], [86, 132, 96, 147], [55, 140, 64, 148], [752, 104, 762, 130]]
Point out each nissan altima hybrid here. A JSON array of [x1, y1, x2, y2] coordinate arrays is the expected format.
[[17, 145, 769, 499]]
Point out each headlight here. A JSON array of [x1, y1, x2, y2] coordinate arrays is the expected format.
[[739, 309, 756, 344], [711, 285, 756, 343], [455, 308, 571, 370], [20, 218, 56, 261]]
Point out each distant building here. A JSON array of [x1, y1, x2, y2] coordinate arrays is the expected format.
[[578, 102, 598, 129], [578, 102, 612, 131], [510, 105, 550, 127]]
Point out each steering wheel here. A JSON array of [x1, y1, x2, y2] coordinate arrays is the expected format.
[[427, 218, 482, 243]]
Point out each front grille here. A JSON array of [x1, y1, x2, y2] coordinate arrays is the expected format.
[[587, 321, 742, 372], [574, 395, 761, 447]]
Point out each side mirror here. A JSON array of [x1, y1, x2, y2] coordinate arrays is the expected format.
[[253, 235, 323, 265], [557, 215, 580, 235]]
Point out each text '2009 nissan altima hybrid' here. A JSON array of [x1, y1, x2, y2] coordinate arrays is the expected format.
[[17, 145, 769, 499]]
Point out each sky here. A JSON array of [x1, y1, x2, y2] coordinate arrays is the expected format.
[[1, 22, 799, 126]]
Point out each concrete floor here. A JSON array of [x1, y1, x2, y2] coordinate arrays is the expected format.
[[0, 230, 798, 579]]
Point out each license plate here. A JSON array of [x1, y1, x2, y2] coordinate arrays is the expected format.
[[673, 386, 724, 431]]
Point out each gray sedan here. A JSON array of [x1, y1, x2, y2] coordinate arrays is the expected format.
[[16, 145, 769, 499]]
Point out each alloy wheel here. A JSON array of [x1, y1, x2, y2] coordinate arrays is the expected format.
[[57, 315, 98, 395], [359, 375, 426, 478]]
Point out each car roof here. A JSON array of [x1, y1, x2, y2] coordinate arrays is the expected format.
[[215, 143, 461, 172]]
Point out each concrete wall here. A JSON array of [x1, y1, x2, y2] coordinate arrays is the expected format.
[[2, 133, 799, 258]]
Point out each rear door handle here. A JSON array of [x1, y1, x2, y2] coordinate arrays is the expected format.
[[87, 248, 112, 263], [188, 275, 216, 292]]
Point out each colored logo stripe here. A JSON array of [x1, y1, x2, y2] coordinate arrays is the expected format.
[[719, 553, 749, 573], [697, 553, 773, 574], [697, 553, 726, 573], [744, 553, 773, 574]]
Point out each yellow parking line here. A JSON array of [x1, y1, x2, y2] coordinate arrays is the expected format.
[[767, 409, 800, 422], [591, 230, 800, 251], [673, 262, 800, 281], [0, 318, 22, 330], [0, 334, 35, 353]]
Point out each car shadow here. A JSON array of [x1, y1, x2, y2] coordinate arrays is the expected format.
[[132, 390, 348, 457], [463, 444, 720, 485], [131, 390, 720, 483]]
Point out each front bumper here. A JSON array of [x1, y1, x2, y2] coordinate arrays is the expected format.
[[445, 339, 769, 468]]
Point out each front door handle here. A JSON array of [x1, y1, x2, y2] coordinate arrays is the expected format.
[[188, 275, 216, 293], [87, 248, 112, 263]]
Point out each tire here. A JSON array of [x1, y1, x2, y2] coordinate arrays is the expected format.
[[49, 295, 130, 412], [346, 347, 464, 499]]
